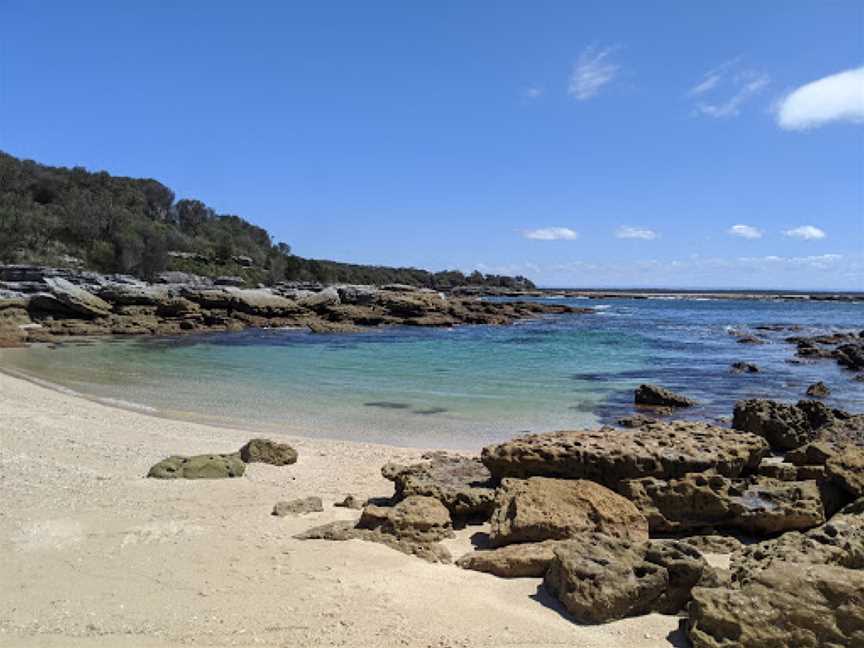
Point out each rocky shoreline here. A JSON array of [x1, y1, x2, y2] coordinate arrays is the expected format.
[[0, 264, 587, 347]]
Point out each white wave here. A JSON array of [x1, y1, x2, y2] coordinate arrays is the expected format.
[[96, 397, 158, 413]]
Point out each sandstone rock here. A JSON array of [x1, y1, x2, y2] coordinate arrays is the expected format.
[[730, 361, 759, 373], [41, 278, 112, 318], [616, 413, 658, 428], [688, 564, 864, 648], [756, 460, 798, 480], [787, 440, 838, 466], [619, 473, 826, 535], [544, 535, 715, 623], [827, 447, 864, 498], [334, 494, 364, 509], [357, 495, 453, 543], [147, 453, 246, 479], [272, 497, 323, 516], [634, 384, 696, 407], [336, 285, 378, 305], [377, 290, 447, 318], [294, 520, 452, 563], [382, 451, 495, 520], [155, 297, 200, 317], [456, 540, 563, 578], [97, 283, 170, 306], [680, 534, 743, 554], [239, 438, 298, 466], [297, 287, 341, 311], [837, 342, 864, 371], [488, 477, 648, 547], [731, 398, 860, 450], [806, 381, 830, 398], [481, 421, 768, 487]]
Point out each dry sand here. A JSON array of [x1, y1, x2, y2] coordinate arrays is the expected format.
[[0, 371, 684, 647]]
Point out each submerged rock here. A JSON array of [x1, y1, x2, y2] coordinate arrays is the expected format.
[[806, 381, 830, 398], [481, 421, 768, 488], [147, 453, 246, 479], [730, 361, 759, 373], [634, 384, 696, 408], [488, 477, 648, 547], [239, 438, 298, 466]]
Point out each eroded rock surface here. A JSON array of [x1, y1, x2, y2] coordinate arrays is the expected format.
[[456, 540, 563, 578], [634, 384, 696, 408], [147, 453, 246, 479], [732, 398, 864, 449], [272, 497, 323, 516], [239, 438, 298, 466]]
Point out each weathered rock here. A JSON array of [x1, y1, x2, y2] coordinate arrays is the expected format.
[[333, 494, 364, 509], [357, 495, 453, 543], [619, 473, 826, 535], [456, 540, 563, 578], [836, 342, 864, 371], [756, 460, 799, 480], [806, 381, 830, 398], [336, 285, 378, 305], [634, 384, 696, 408], [272, 497, 323, 516], [488, 477, 648, 547], [147, 453, 246, 479], [382, 451, 495, 520], [42, 278, 112, 318], [787, 440, 838, 466], [544, 535, 715, 623], [481, 421, 768, 488], [295, 520, 452, 563], [616, 413, 658, 428], [239, 438, 298, 466], [827, 447, 864, 498], [688, 564, 864, 648], [680, 534, 743, 554], [731, 398, 861, 450], [735, 334, 766, 345], [730, 361, 759, 373], [297, 287, 340, 311]]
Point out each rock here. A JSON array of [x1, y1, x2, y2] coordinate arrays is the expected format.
[[147, 453, 246, 479], [731, 398, 853, 450], [239, 438, 298, 466], [297, 287, 341, 311], [826, 447, 864, 498], [377, 290, 447, 318], [456, 540, 563, 578], [97, 283, 170, 306], [488, 477, 648, 547], [333, 494, 364, 509], [735, 334, 766, 344], [688, 564, 864, 648], [336, 285, 378, 305], [681, 534, 743, 554], [756, 460, 799, 480], [806, 381, 831, 398], [730, 361, 759, 373], [155, 297, 200, 317], [619, 473, 827, 535], [616, 413, 658, 428], [544, 535, 715, 623], [357, 495, 453, 543], [43, 277, 112, 318], [836, 342, 864, 370], [634, 384, 696, 408], [272, 497, 323, 516], [787, 440, 838, 466], [481, 421, 768, 488], [382, 451, 495, 520]]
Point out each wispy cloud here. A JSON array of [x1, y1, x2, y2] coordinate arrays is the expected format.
[[615, 226, 658, 240], [727, 224, 763, 239], [521, 85, 544, 101], [568, 46, 620, 101], [690, 59, 770, 118], [784, 225, 826, 240], [776, 66, 864, 130], [523, 227, 578, 241]]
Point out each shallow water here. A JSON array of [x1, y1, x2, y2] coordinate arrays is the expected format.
[[4, 297, 862, 449]]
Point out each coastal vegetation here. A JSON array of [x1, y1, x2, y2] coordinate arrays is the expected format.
[[0, 151, 534, 289]]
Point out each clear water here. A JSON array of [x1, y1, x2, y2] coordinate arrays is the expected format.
[[3, 297, 862, 450]]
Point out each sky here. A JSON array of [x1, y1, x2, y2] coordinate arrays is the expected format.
[[1, 1, 863, 290]]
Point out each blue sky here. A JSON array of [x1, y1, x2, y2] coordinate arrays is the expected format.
[[1, 1, 862, 289]]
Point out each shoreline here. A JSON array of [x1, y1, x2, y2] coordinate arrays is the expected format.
[[0, 370, 683, 648]]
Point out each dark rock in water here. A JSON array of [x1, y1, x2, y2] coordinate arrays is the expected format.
[[836, 342, 864, 370], [688, 564, 864, 648], [333, 494, 364, 509], [295, 496, 453, 563], [634, 384, 696, 408], [732, 399, 864, 450], [488, 477, 649, 547], [544, 534, 716, 623], [736, 334, 766, 345], [239, 438, 298, 466], [619, 473, 827, 535], [382, 451, 495, 520], [806, 381, 830, 398], [730, 361, 759, 373], [147, 453, 246, 479], [456, 540, 564, 578], [272, 496, 323, 516], [826, 447, 864, 498], [481, 421, 768, 488]]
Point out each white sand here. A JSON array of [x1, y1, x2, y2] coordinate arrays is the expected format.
[[0, 371, 682, 647]]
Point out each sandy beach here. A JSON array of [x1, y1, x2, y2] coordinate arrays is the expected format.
[[0, 371, 683, 648]]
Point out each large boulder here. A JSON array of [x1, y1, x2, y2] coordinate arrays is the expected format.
[[732, 398, 864, 450], [239, 438, 298, 466], [619, 473, 827, 535], [688, 564, 864, 648], [481, 421, 768, 488], [297, 287, 341, 311], [382, 451, 495, 520], [147, 453, 246, 479], [827, 447, 864, 498], [488, 477, 648, 547], [544, 535, 716, 623], [43, 277, 112, 318], [634, 384, 696, 408]]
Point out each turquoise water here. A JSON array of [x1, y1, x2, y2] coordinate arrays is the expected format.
[[4, 297, 862, 449]]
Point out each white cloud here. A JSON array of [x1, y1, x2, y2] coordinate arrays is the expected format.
[[776, 66, 864, 130], [690, 60, 770, 118], [615, 226, 658, 240], [522, 85, 543, 100], [783, 225, 827, 240], [523, 227, 578, 241], [569, 46, 620, 101], [727, 224, 763, 239]]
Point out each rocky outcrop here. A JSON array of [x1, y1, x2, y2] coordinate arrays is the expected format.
[[544, 535, 716, 623], [634, 384, 696, 408], [295, 496, 453, 563], [688, 563, 864, 648], [826, 447, 864, 498], [481, 421, 768, 487], [147, 453, 246, 479], [43, 277, 113, 318], [239, 438, 298, 466], [272, 497, 323, 516], [732, 398, 864, 449], [456, 540, 563, 578], [382, 451, 495, 520], [619, 473, 827, 535], [488, 477, 648, 546]]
